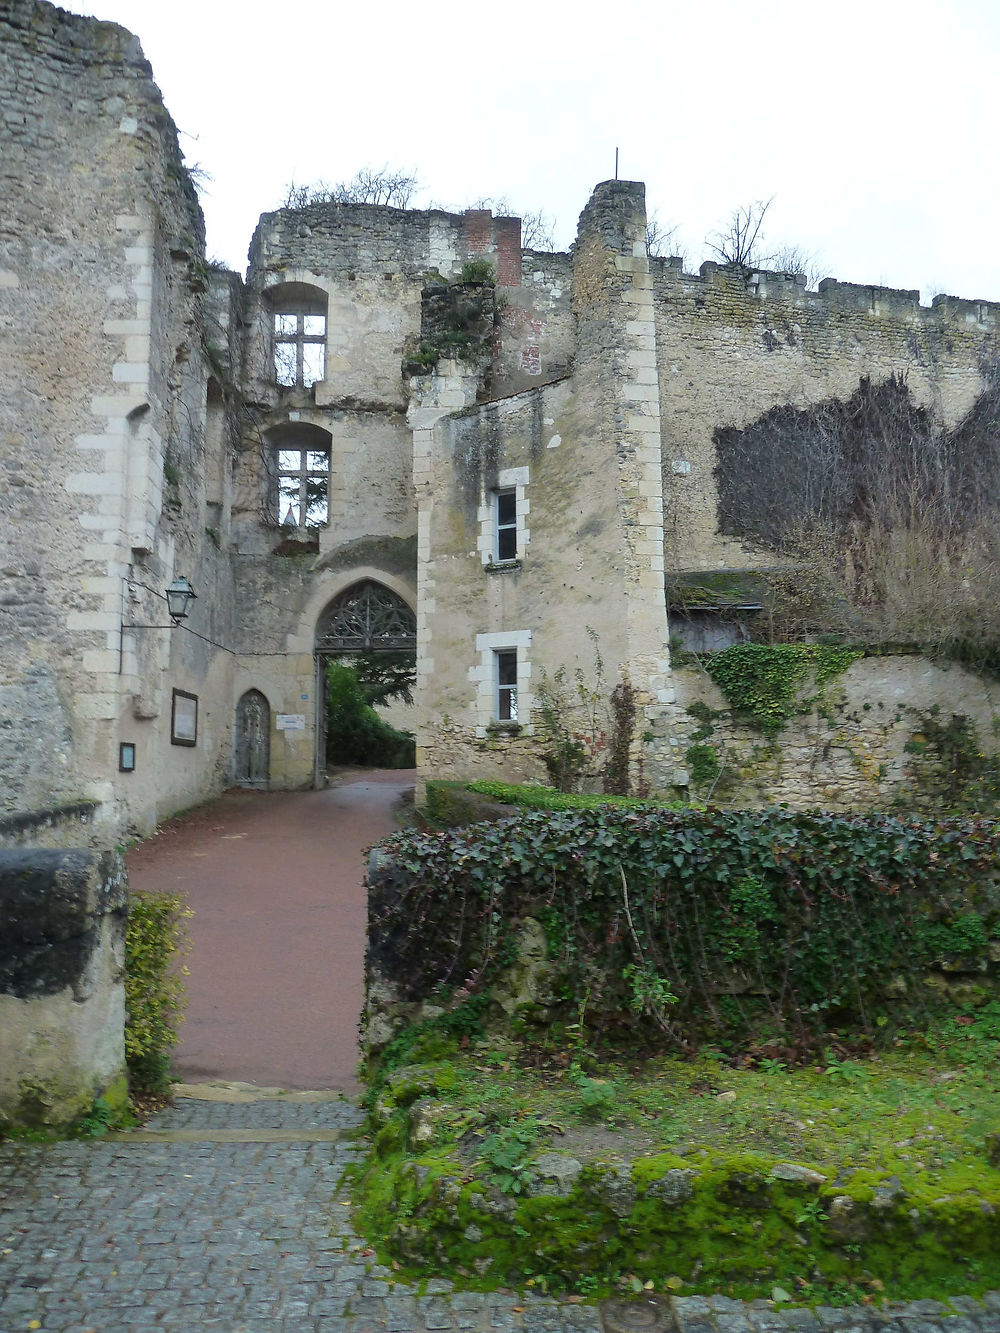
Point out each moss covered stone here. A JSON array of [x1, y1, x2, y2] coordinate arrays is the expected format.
[[354, 1134, 1000, 1299]]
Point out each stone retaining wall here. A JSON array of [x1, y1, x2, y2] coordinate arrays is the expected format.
[[0, 847, 127, 1127]]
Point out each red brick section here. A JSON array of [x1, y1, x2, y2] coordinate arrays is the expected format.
[[126, 772, 414, 1092], [464, 209, 492, 255], [496, 216, 522, 287]]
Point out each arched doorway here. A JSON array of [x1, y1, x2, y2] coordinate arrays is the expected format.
[[234, 689, 270, 788], [314, 581, 416, 773]]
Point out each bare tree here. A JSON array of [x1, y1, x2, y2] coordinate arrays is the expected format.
[[464, 195, 555, 250], [769, 243, 827, 290], [714, 372, 1000, 660], [517, 208, 555, 251], [281, 166, 419, 211], [645, 211, 684, 263], [706, 197, 774, 269]]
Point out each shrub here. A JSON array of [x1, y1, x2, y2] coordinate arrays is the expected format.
[[459, 258, 495, 284], [125, 890, 191, 1094], [368, 806, 1000, 1051], [325, 661, 415, 767]]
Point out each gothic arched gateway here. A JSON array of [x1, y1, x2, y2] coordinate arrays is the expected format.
[[312, 581, 416, 782], [314, 580, 416, 655]]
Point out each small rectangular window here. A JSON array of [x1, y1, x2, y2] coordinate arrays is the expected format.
[[496, 649, 518, 721], [496, 489, 517, 562]]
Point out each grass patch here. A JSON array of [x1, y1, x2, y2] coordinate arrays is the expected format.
[[354, 1007, 1000, 1305]]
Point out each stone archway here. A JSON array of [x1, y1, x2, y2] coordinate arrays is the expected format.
[[314, 581, 416, 774], [234, 689, 270, 788], [314, 580, 417, 655]]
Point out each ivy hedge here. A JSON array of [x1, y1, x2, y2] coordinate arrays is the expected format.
[[368, 807, 1000, 1048]]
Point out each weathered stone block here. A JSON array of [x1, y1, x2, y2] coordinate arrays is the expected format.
[[0, 847, 127, 1127]]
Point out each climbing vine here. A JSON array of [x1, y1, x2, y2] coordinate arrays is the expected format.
[[903, 710, 1000, 816], [701, 643, 862, 736]]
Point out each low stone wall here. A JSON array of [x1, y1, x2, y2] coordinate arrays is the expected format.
[[0, 802, 99, 850], [655, 655, 1000, 811], [0, 847, 127, 1127]]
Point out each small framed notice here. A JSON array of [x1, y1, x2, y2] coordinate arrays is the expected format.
[[119, 742, 136, 772], [276, 713, 306, 732], [171, 689, 198, 746]]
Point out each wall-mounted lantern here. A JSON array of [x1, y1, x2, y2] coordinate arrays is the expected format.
[[165, 576, 197, 624]]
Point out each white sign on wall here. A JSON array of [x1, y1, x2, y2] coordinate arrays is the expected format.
[[275, 714, 306, 731]]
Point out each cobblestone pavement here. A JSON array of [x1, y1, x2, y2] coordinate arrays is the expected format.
[[1, 1090, 998, 1333]]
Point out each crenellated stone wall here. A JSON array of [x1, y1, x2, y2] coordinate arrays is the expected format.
[[653, 258, 999, 574]]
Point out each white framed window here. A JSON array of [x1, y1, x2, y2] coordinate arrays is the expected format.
[[495, 490, 517, 562], [471, 630, 532, 735], [478, 466, 529, 567], [495, 649, 518, 720]]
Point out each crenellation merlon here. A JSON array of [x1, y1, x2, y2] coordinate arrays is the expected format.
[[651, 253, 1000, 325], [931, 293, 999, 326]]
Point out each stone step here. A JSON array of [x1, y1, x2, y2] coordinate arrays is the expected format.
[[107, 1126, 347, 1144]]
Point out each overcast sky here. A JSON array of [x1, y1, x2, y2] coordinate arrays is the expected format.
[[63, 0, 1000, 304]]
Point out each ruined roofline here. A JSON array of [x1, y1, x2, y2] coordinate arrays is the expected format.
[[8, 0, 146, 68], [247, 201, 572, 277], [257, 200, 521, 228], [249, 173, 993, 319], [444, 375, 574, 420], [650, 252, 1000, 323], [5, 0, 205, 249]]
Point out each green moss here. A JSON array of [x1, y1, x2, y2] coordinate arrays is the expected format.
[[685, 743, 720, 787], [100, 1071, 131, 1119], [3, 1070, 132, 1140], [355, 1129, 1000, 1299], [353, 1032, 1000, 1303]]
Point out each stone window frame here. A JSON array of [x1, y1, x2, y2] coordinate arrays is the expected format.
[[264, 421, 332, 529], [264, 282, 328, 389], [471, 629, 532, 736], [478, 466, 529, 570]]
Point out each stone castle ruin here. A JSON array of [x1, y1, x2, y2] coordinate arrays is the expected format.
[[3, 0, 1000, 851], [4, 0, 1000, 1123]]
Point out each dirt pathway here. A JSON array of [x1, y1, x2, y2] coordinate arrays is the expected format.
[[126, 771, 413, 1093]]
